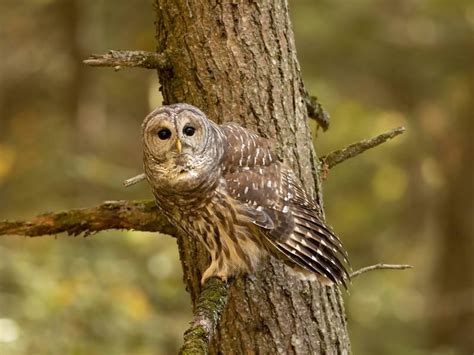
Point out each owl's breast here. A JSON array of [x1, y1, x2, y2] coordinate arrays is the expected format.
[[151, 180, 266, 282]]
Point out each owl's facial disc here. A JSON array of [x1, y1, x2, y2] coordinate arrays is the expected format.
[[143, 109, 211, 179], [143, 114, 178, 162], [175, 110, 208, 157], [143, 105, 221, 193]]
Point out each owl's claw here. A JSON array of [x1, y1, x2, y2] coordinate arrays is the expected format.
[[201, 264, 230, 285]]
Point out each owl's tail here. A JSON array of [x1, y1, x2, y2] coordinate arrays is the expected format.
[[264, 205, 351, 289]]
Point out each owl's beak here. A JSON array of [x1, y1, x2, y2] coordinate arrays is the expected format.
[[176, 138, 182, 153]]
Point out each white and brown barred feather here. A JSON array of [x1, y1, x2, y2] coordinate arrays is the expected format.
[[220, 123, 350, 288], [142, 104, 350, 288]]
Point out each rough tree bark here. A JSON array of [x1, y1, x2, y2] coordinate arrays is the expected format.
[[154, 1, 350, 353], [0, 1, 411, 353]]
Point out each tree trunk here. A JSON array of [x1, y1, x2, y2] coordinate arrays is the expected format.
[[430, 64, 474, 354], [154, 1, 350, 353]]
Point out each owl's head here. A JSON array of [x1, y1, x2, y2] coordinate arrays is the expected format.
[[142, 104, 223, 193]]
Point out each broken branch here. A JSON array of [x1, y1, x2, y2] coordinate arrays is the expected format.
[[83, 50, 169, 70], [321, 126, 405, 169], [0, 200, 176, 237], [304, 95, 330, 131], [350, 263, 413, 279], [123, 173, 147, 187]]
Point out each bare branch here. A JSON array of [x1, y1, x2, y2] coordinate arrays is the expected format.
[[320, 126, 406, 169], [350, 263, 413, 279], [1, 128, 405, 238], [83, 50, 169, 70], [123, 173, 147, 187], [180, 278, 229, 355], [304, 95, 330, 131], [0, 200, 176, 237]]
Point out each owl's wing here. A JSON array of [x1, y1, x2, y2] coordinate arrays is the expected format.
[[220, 123, 350, 287]]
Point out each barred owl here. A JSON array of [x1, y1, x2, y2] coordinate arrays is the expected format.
[[142, 103, 350, 288]]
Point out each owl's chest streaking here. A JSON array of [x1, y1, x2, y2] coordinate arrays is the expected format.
[[153, 181, 265, 283]]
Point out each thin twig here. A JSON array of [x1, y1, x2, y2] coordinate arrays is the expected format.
[[123, 127, 405, 188], [123, 173, 147, 187], [350, 263, 413, 279], [180, 278, 229, 354], [83, 50, 169, 70], [1, 127, 405, 238], [321, 126, 406, 169], [0, 200, 176, 237]]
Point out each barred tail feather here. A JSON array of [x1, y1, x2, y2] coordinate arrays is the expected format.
[[289, 231, 350, 282], [263, 206, 351, 288], [267, 238, 341, 285], [285, 236, 348, 287], [292, 209, 350, 263]]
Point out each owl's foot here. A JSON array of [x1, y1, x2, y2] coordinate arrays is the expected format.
[[201, 263, 230, 285], [200, 274, 229, 285]]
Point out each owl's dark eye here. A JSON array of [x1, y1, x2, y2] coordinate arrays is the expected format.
[[183, 126, 195, 137], [157, 128, 172, 140]]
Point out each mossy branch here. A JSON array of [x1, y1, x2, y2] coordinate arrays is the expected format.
[[180, 278, 230, 354], [1, 200, 229, 354], [83, 50, 169, 70], [320, 126, 406, 169], [0, 200, 176, 237]]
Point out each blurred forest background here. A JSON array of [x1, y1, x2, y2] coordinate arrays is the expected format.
[[0, 0, 472, 354]]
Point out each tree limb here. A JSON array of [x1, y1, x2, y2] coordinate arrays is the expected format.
[[350, 263, 413, 279], [83, 50, 169, 70], [180, 278, 230, 355], [320, 126, 406, 169], [1, 128, 406, 239], [0, 200, 176, 237]]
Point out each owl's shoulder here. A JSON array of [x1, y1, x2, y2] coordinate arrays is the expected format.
[[220, 123, 275, 147], [218, 122, 279, 173]]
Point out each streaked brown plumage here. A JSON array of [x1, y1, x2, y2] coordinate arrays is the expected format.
[[142, 103, 350, 287]]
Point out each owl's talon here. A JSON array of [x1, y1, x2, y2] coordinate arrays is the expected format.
[[201, 270, 229, 285]]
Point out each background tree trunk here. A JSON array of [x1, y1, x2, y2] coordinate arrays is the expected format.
[[429, 63, 474, 354], [154, 1, 350, 353]]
